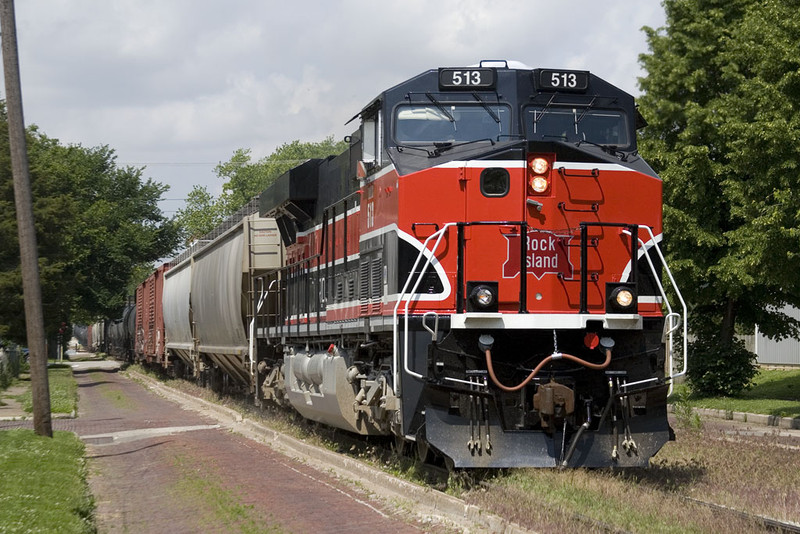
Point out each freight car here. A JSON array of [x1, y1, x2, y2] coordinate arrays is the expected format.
[[144, 61, 687, 469], [134, 264, 170, 367], [106, 305, 134, 360], [162, 206, 282, 390]]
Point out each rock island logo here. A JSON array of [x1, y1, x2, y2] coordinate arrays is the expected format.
[[502, 230, 573, 280]]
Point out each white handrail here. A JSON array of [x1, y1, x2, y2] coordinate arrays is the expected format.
[[392, 223, 456, 392], [248, 278, 274, 380], [638, 226, 689, 394], [390, 223, 688, 399]]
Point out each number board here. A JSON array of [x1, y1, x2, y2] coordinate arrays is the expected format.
[[438, 68, 496, 90], [537, 69, 589, 91]]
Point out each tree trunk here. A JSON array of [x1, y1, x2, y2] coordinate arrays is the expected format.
[[719, 297, 738, 347]]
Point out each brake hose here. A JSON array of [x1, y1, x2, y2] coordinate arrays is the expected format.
[[484, 347, 612, 393]]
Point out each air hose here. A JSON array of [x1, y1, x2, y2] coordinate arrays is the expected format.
[[484, 345, 613, 393]]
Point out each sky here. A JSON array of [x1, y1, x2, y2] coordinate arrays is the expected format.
[[7, 1, 666, 216]]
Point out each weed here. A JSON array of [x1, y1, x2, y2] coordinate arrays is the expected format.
[[672, 389, 703, 430], [170, 453, 284, 533]]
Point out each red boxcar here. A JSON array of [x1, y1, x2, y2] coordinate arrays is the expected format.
[[135, 263, 170, 367]]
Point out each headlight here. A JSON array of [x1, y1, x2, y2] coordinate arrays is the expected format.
[[530, 157, 549, 174], [530, 175, 549, 193]]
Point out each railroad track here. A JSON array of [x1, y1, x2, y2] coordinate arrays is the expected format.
[[683, 496, 800, 534]]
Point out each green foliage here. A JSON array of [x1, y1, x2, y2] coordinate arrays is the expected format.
[[637, 0, 800, 393], [0, 429, 95, 533], [176, 136, 348, 243], [0, 364, 10, 390], [0, 102, 180, 341], [687, 335, 757, 396], [175, 184, 226, 243]]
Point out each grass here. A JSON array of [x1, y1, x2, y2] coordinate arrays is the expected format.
[[671, 368, 800, 418], [170, 453, 285, 533], [15, 365, 79, 414], [93, 371, 136, 410], [460, 370, 800, 533], [0, 429, 95, 533]]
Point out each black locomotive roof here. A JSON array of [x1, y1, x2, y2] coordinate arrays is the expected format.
[[357, 61, 637, 121]]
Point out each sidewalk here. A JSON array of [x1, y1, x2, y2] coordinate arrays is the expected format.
[[1, 356, 431, 533], [0, 380, 29, 420]]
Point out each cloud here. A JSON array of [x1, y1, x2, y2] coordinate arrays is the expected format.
[[9, 0, 665, 202]]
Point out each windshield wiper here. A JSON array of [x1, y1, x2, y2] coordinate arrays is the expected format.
[[472, 92, 501, 123], [396, 144, 438, 157], [532, 93, 558, 125], [575, 96, 598, 124], [575, 138, 628, 161], [425, 92, 455, 123], [430, 138, 494, 158]]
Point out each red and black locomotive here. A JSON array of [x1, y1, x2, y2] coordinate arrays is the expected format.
[[128, 61, 687, 469]]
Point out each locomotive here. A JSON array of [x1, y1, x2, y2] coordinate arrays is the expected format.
[[128, 61, 687, 468]]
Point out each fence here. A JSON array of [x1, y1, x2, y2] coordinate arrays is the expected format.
[[754, 306, 800, 366]]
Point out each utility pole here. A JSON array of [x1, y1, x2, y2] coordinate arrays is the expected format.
[[1, 0, 52, 437]]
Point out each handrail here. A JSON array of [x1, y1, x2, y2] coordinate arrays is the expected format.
[[248, 278, 273, 380], [392, 223, 456, 393], [391, 222, 688, 398], [630, 227, 689, 394]]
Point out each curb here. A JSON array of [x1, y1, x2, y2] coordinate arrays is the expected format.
[[0, 411, 77, 422], [668, 405, 800, 430], [132, 371, 531, 534]]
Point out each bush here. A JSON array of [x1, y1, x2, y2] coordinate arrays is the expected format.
[[687, 335, 757, 397]]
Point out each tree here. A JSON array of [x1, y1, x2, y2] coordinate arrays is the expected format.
[[174, 185, 225, 244], [637, 0, 800, 394], [176, 136, 348, 242], [0, 103, 181, 342]]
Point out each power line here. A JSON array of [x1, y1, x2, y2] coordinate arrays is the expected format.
[[118, 159, 315, 166]]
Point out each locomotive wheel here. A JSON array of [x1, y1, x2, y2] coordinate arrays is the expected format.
[[444, 456, 456, 474], [392, 434, 409, 456], [416, 434, 433, 463]]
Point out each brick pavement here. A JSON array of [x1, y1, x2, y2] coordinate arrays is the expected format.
[[2, 362, 425, 533]]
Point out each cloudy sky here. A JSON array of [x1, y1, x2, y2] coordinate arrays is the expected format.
[[8, 1, 666, 215]]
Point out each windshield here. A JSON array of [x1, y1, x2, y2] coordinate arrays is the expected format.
[[394, 103, 512, 144], [526, 107, 629, 147]]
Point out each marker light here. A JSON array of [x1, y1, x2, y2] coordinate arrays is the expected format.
[[614, 288, 634, 308], [473, 286, 495, 308], [467, 281, 499, 312]]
